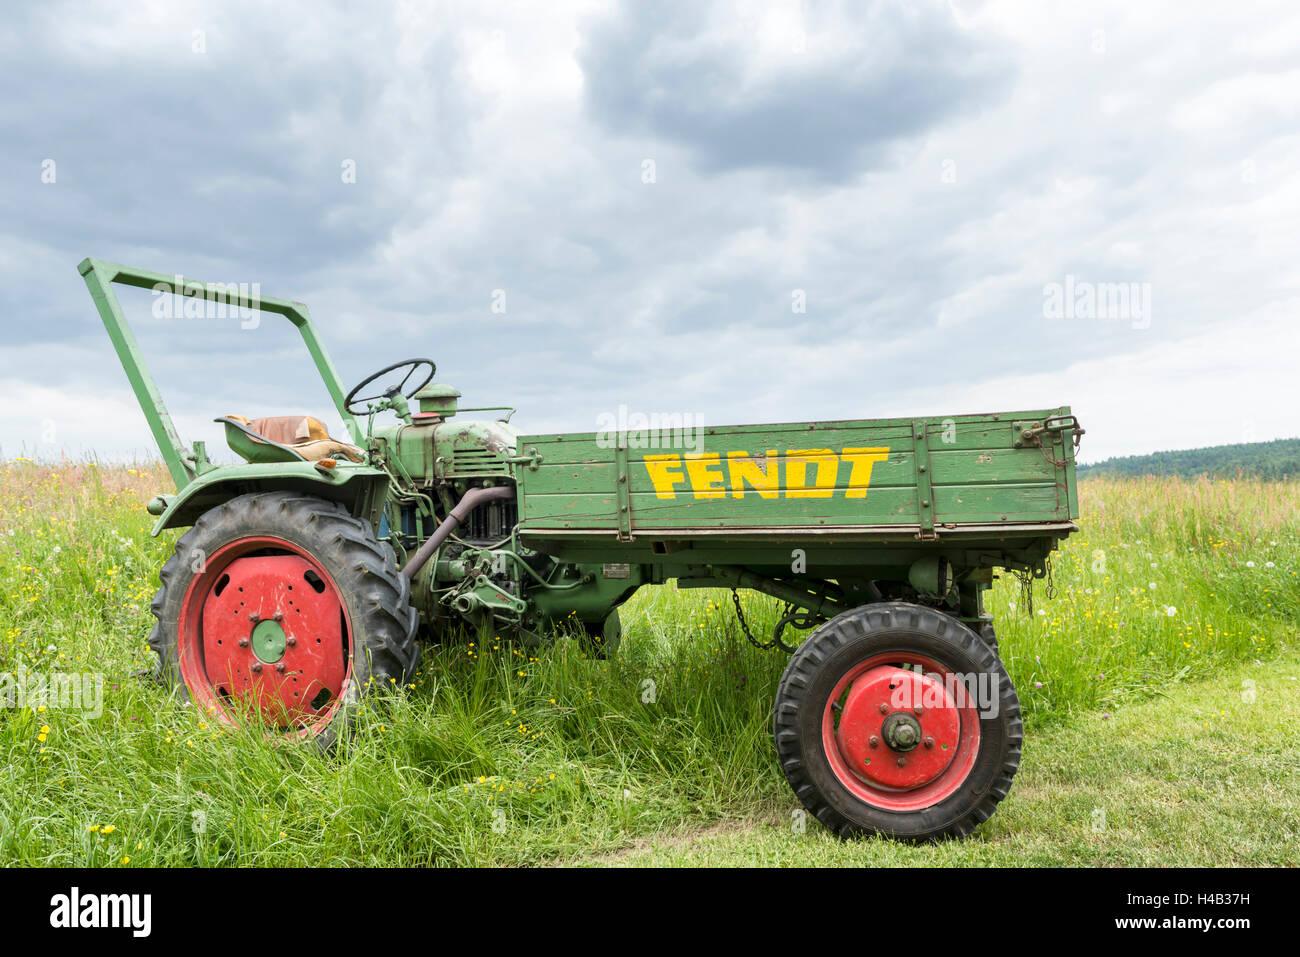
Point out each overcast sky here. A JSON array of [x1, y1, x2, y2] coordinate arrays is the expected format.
[[1, 0, 1297, 466]]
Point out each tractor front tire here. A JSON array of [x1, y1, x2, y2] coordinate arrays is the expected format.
[[773, 602, 1021, 840], [148, 491, 419, 749]]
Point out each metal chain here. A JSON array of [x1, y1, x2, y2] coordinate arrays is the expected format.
[[1036, 426, 1084, 469], [1015, 555, 1057, 617], [1038, 442, 1072, 469], [1017, 568, 1034, 617], [731, 588, 783, 651]]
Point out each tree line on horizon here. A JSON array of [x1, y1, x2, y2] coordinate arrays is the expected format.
[[1078, 437, 1300, 480]]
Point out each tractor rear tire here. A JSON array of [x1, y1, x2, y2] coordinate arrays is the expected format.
[[773, 601, 1021, 840], [148, 491, 419, 749]]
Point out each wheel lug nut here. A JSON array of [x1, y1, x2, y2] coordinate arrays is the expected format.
[[878, 703, 889, 714], [924, 736, 935, 749], [238, 638, 249, 648], [896, 756, 907, 768], [251, 662, 263, 674], [275, 662, 287, 673], [273, 612, 283, 622], [248, 612, 259, 622], [286, 635, 296, 647], [913, 706, 923, 716], [868, 735, 879, 749]]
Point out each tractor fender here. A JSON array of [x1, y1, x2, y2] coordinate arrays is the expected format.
[[147, 462, 390, 535]]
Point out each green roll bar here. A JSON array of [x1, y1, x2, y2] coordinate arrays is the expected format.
[[78, 258, 363, 490]]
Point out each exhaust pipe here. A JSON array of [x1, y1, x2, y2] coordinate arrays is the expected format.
[[401, 485, 516, 579]]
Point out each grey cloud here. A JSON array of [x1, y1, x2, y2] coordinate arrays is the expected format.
[[0, 4, 480, 351], [1, 1, 1295, 464], [578, 1, 1014, 180]]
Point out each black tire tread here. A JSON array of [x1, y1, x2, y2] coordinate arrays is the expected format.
[[772, 601, 1021, 841], [147, 492, 418, 743]]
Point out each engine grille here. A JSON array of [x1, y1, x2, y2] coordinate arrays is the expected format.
[[449, 449, 510, 476]]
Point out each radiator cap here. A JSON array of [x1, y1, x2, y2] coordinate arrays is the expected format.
[[415, 383, 461, 417]]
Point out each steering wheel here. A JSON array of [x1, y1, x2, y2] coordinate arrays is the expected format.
[[344, 358, 436, 415]]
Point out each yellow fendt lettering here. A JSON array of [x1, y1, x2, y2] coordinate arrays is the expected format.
[[785, 449, 838, 499], [842, 447, 891, 498], [641, 446, 891, 499], [683, 452, 727, 499], [644, 454, 686, 499], [727, 450, 780, 499]]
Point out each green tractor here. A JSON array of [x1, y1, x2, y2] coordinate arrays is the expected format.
[[82, 258, 1084, 839]]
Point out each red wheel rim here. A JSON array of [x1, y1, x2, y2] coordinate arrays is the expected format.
[[176, 537, 352, 738], [822, 652, 980, 812]]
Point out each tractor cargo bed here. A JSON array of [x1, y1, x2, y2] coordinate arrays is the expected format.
[[514, 407, 1080, 544]]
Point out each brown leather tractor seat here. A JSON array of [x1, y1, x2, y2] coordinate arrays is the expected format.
[[218, 414, 365, 464]]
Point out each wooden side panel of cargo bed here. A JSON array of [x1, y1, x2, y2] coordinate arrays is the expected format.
[[514, 408, 1075, 535]]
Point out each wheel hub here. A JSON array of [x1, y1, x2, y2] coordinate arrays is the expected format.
[[250, 618, 287, 663], [880, 711, 922, 752], [834, 665, 962, 790]]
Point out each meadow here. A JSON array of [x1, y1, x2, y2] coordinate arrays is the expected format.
[[0, 462, 1296, 866]]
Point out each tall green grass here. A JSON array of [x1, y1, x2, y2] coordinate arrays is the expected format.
[[0, 463, 1294, 864]]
